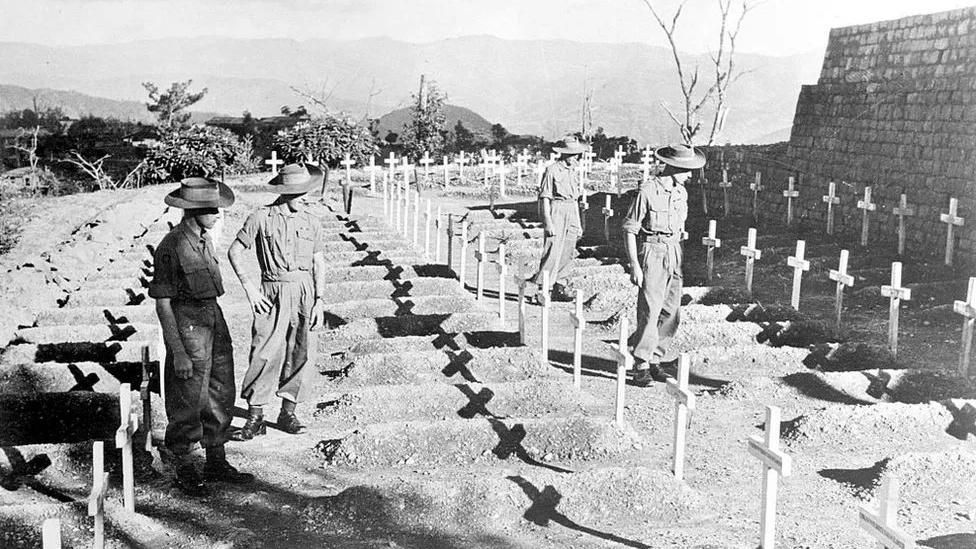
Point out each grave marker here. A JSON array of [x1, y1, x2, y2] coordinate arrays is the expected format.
[[42, 518, 61, 549], [496, 162, 508, 197], [828, 249, 855, 331], [341, 153, 355, 185], [892, 193, 915, 256], [481, 159, 492, 188], [420, 151, 433, 181], [750, 172, 764, 220], [402, 170, 413, 234], [115, 383, 139, 512], [457, 151, 467, 180], [382, 173, 389, 219], [880, 262, 911, 357], [719, 167, 732, 217], [516, 151, 531, 187], [856, 186, 876, 246], [447, 214, 455, 271], [783, 176, 799, 226], [953, 277, 976, 378], [666, 354, 695, 481], [495, 243, 508, 322], [475, 232, 487, 301], [699, 169, 708, 216], [459, 221, 469, 288], [442, 156, 450, 187], [264, 151, 283, 175], [858, 476, 916, 549], [384, 152, 397, 181], [569, 289, 584, 390], [89, 440, 109, 548], [423, 199, 432, 260], [434, 205, 443, 263], [610, 317, 633, 424], [540, 271, 551, 361], [393, 180, 401, 231], [702, 220, 722, 283], [823, 181, 840, 235], [412, 190, 420, 245], [641, 149, 655, 184], [787, 240, 811, 310], [368, 155, 376, 194], [747, 405, 792, 549], [740, 228, 762, 296], [535, 161, 546, 185], [602, 195, 614, 243], [341, 154, 356, 215], [940, 197, 965, 266], [517, 276, 528, 345]]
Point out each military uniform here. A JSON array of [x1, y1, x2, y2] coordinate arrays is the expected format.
[[235, 203, 323, 408], [531, 160, 583, 288], [149, 219, 235, 456], [621, 175, 688, 366]]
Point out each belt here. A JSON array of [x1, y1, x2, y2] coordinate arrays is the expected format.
[[639, 232, 679, 243], [262, 270, 312, 283]]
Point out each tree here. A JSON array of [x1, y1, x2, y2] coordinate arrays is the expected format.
[[640, 0, 756, 145], [142, 80, 208, 130], [452, 120, 475, 152], [400, 75, 446, 159], [0, 107, 66, 134], [273, 114, 377, 174], [142, 125, 241, 184]]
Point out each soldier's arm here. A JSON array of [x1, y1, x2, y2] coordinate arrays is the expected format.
[[621, 191, 647, 287], [310, 250, 327, 330], [154, 298, 192, 379], [227, 240, 272, 314]]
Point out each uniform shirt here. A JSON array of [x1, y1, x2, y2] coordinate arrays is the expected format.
[[235, 203, 323, 281], [621, 176, 689, 236], [538, 160, 579, 202], [149, 219, 224, 300]]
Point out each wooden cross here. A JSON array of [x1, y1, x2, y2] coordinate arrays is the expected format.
[[481, 159, 492, 188], [434, 205, 443, 263], [858, 476, 916, 549], [495, 243, 508, 322], [612, 159, 623, 197], [402, 172, 413, 234], [517, 275, 528, 345], [892, 193, 915, 256], [457, 151, 467, 180], [458, 221, 469, 288], [368, 155, 377, 194], [382, 172, 390, 219], [787, 240, 811, 310], [666, 354, 696, 481], [442, 156, 450, 187], [42, 518, 61, 549], [89, 440, 109, 548], [719, 167, 732, 217], [401, 161, 413, 192], [115, 383, 139, 512], [940, 197, 965, 266], [412, 190, 421, 245], [516, 152, 531, 186], [739, 228, 762, 296], [823, 181, 840, 235], [747, 405, 792, 549], [423, 199, 432, 260], [341, 153, 355, 187], [880, 262, 912, 358], [265, 151, 283, 175], [954, 277, 976, 378], [641, 149, 654, 184], [783, 176, 799, 226], [548, 152, 559, 163], [702, 219, 722, 283], [474, 232, 487, 301], [857, 186, 876, 247], [446, 214, 455, 271], [828, 249, 855, 331], [393, 178, 402, 232], [699, 169, 708, 216], [539, 270, 551, 361], [420, 151, 434, 180], [569, 289, 584, 390], [750, 172, 763, 220], [602, 195, 614, 243], [496, 162, 508, 197], [614, 146, 625, 163], [384, 152, 397, 180], [610, 317, 633, 424], [535, 162, 546, 186]]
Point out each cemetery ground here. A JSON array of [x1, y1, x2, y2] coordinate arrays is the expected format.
[[0, 165, 974, 548]]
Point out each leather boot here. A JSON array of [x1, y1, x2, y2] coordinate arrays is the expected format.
[[203, 446, 254, 484], [174, 460, 208, 497], [277, 410, 307, 435], [231, 410, 266, 441]]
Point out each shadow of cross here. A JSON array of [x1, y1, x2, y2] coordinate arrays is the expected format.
[[124, 288, 146, 306], [67, 363, 99, 391], [0, 448, 60, 498], [102, 309, 132, 325], [755, 322, 785, 345], [107, 324, 138, 342], [456, 384, 498, 419], [339, 234, 369, 252], [490, 421, 572, 473], [947, 403, 976, 440], [440, 349, 478, 383], [507, 475, 650, 548], [863, 370, 892, 400], [351, 250, 383, 267], [392, 299, 415, 317]]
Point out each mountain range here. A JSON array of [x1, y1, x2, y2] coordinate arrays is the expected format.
[[0, 36, 824, 144]]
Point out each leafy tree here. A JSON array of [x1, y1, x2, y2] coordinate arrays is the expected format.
[[272, 114, 377, 183], [142, 80, 208, 130], [0, 107, 66, 134], [452, 120, 475, 152], [142, 125, 241, 184], [490, 123, 510, 146], [401, 76, 446, 159]]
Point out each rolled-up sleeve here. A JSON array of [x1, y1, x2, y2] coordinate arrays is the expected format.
[[538, 167, 555, 200], [235, 211, 262, 249], [148, 246, 178, 299], [621, 190, 648, 235], [311, 214, 324, 255]]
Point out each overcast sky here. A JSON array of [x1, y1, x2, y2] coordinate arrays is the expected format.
[[2, 0, 974, 55]]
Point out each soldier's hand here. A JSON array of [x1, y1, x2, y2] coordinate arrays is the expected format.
[[245, 284, 273, 315], [309, 300, 326, 331], [173, 354, 193, 380], [629, 265, 644, 287], [544, 226, 555, 238]]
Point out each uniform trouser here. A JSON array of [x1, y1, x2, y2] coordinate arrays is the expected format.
[[240, 272, 315, 407], [629, 237, 683, 364], [164, 299, 235, 455], [531, 200, 581, 287]]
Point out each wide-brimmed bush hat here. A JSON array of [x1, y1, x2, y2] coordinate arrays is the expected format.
[[552, 135, 587, 156], [164, 177, 235, 209], [654, 144, 706, 171], [267, 163, 325, 195]]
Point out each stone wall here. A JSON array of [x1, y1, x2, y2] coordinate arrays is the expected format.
[[701, 7, 976, 266]]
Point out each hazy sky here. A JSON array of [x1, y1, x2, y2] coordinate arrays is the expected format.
[[3, 0, 975, 55]]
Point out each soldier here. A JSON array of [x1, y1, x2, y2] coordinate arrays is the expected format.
[[530, 135, 586, 302], [149, 177, 253, 497], [621, 144, 705, 386], [228, 163, 327, 441]]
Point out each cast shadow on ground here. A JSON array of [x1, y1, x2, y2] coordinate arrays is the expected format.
[[547, 349, 728, 391], [919, 533, 976, 549]]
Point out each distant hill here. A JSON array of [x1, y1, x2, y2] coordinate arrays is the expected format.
[[376, 104, 493, 141], [0, 83, 153, 121]]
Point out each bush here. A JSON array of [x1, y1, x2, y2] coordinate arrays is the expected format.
[[143, 125, 245, 184], [273, 115, 377, 167]]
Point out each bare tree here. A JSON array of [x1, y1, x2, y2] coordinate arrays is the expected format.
[[640, 0, 757, 145], [63, 151, 115, 190], [12, 127, 40, 174]]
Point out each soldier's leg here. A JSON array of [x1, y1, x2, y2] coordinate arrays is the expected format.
[[653, 245, 683, 362], [629, 241, 669, 365], [277, 283, 314, 405], [201, 303, 235, 448], [553, 205, 580, 286], [239, 283, 288, 407], [163, 305, 215, 456]]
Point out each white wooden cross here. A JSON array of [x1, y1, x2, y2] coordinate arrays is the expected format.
[[614, 146, 625, 164], [881, 262, 912, 357], [402, 169, 413, 234], [457, 151, 467, 180], [602, 195, 614, 243], [265, 151, 283, 175], [720, 167, 732, 217], [393, 178, 402, 232], [857, 186, 877, 247], [954, 277, 976, 378], [610, 317, 633, 424], [702, 220, 722, 283], [787, 240, 811, 310], [783, 176, 799, 226], [750, 172, 764, 220], [940, 197, 965, 266], [740, 228, 762, 296], [548, 152, 559, 163], [823, 181, 840, 235], [474, 231, 487, 301], [368, 155, 376, 194], [412, 190, 421, 245], [641, 149, 655, 184], [516, 151, 531, 187], [539, 270, 551, 361], [892, 193, 915, 256], [42, 518, 61, 549], [401, 161, 413, 193], [495, 243, 508, 322], [384, 152, 397, 180], [481, 159, 492, 188], [747, 405, 792, 549], [442, 156, 450, 187], [496, 162, 508, 197], [459, 221, 469, 288], [570, 289, 584, 390], [89, 440, 109, 548], [611, 159, 623, 197], [423, 199, 432, 260], [535, 161, 546, 186], [517, 275, 528, 345], [666, 354, 696, 482], [858, 476, 916, 549], [382, 173, 390, 219], [341, 153, 355, 187], [116, 383, 139, 512], [420, 151, 434, 181], [434, 205, 443, 263], [829, 249, 855, 331]]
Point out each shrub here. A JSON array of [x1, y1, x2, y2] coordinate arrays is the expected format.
[[273, 115, 377, 168], [143, 125, 243, 184]]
